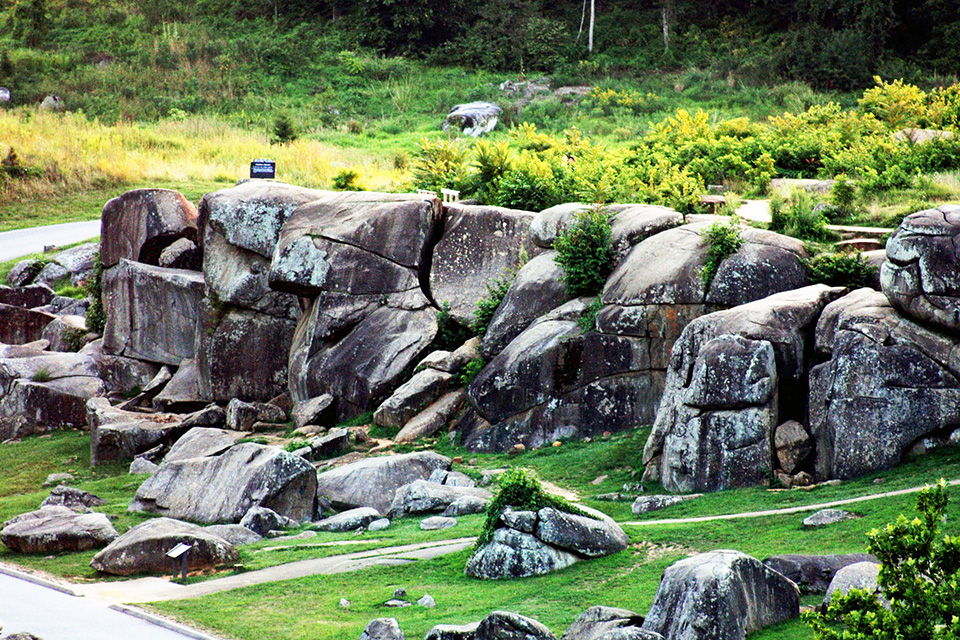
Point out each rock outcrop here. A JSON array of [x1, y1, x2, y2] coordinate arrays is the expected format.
[[1, 506, 118, 553], [763, 554, 877, 593], [100, 189, 199, 268]]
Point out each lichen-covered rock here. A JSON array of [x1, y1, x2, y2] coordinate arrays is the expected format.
[[823, 561, 881, 605], [102, 259, 205, 366], [0, 284, 55, 309], [561, 606, 645, 640], [100, 188, 198, 268], [313, 507, 381, 532], [90, 517, 238, 576], [475, 611, 556, 640], [642, 285, 845, 492], [359, 618, 405, 640], [87, 397, 186, 466], [374, 368, 452, 429], [315, 451, 451, 516], [641, 550, 800, 640], [0, 304, 56, 345], [430, 204, 538, 324], [1, 506, 117, 553], [534, 507, 629, 558], [387, 480, 492, 518], [810, 288, 960, 480], [395, 390, 466, 444], [161, 426, 246, 463], [129, 442, 317, 523], [881, 205, 960, 332], [763, 554, 877, 594], [40, 485, 105, 512]]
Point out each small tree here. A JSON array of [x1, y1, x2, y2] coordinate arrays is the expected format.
[[553, 204, 613, 297], [805, 479, 960, 640], [271, 114, 297, 145]]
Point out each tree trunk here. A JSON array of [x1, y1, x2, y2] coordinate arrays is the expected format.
[[661, 0, 674, 52], [588, 0, 595, 53]]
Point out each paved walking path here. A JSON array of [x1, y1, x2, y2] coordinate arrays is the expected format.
[[72, 537, 476, 605], [622, 479, 960, 527], [0, 220, 100, 262], [735, 199, 892, 238]]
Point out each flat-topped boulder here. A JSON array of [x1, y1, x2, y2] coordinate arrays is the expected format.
[[161, 426, 246, 463], [315, 451, 451, 515], [100, 188, 198, 268], [443, 101, 501, 137], [641, 550, 799, 640], [881, 205, 960, 332], [313, 507, 381, 532], [87, 397, 187, 466], [102, 259, 205, 366], [0, 284, 55, 309], [1, 506, 118, 553], [130, 442, 317, 523], [387, 480, 492, 518], [90, 517, 238, 576], [560, 606, 646, 640]]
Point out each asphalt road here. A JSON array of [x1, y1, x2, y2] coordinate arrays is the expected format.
[[0, 220, 101, 262], [0, 571, 209, 640]]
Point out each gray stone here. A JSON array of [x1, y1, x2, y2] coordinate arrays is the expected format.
[[561, 606, 644, 640], [8, 259, 41, 286], [387, 479, 492, 518], [420, 516, 457, 530], [466, 528, 579, 579], [443, 495, 490, 517], [313, 507, 381, 532], [430, 204, 537, 324], [0, 284, 55, 309], [443, 102, 501, 137], [40, 315, 87, 352], [102, 260, 205, 366], [100, 189, 198, 268], [32, 262, 69, 288], [130, 443, 317, 524], [291, 395, 335, 430], [152, 359, 207, 413], [315, 450, 450, 516], [226, 398, 286, 432], [179, 404, 226, 430], [384, 599, 411, 608], [475, 610, 557, 640], [881, 205, 960, 332], [90, 517, 238, 576], [631, 495, 685, 515], [395, 391, 466, 444], [425, 622, 481, 640], [763, 554, 877, 593], [774, 421, 812, 474], [203, 524, 263, 546], [239, 506, 296, 536], [824, 561, 881, 605], [0, 304, 56, 345], [374, 368, 452, 429], [1, 506, 117, 553], [297, 428, 351, 461], [367, 518, 391, 531], [359, 618, 405, 640], [80, 340, 161, 398], [641, 550, 800, 640], [482, 251, 568, 358], [418, 594, 436, 607], [129, 457, 159, 475], [500, 508, 536, 533], [417, 337, 480, 374], [158, 238, 201, 271], [802, 509, 859, 528], [87, 398, 186, 466], [40, 485, 105, 512], [594, 630, 663, 640], [42, 473, 74, 488]]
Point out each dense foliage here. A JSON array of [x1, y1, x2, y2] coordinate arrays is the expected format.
[[700, 216, 743, 288], [84, 252, 105, 334], [805, 252, 877, 289], [553, 205, 613, 297], [805, 480, 960, 640]]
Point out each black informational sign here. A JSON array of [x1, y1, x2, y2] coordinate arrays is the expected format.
[[250, 159, 276, 179]]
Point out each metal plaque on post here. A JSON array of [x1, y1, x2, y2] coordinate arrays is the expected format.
[[250, 158, 276, 179], [167, 542, 192, 582]]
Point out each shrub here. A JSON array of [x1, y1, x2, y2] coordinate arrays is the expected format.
[[831, 174, 858, 217], [84, 253, 106, 335], [858, 77, 929, 129], [30, 368, 51, 382], [553, 205, 614, 297], [769, 189, 831, 241], [805, 252, 876, 288], [578, 297, 603, 333], [458, 356, 486, 386], [471, 271, 514, 336], [413, 137, 468, 193], [804, 479, 960, 640], [494, 153, 561, 212], [332, 168, 364, 191], [434, 302, 474, 351], [475, 467, 594, 549], [700, 216, 743, 288], [271, 114, 297, 145]]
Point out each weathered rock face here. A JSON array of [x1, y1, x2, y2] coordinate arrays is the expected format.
[[41, 485, 106, 512], [0, 304, 56, 345], [80, 339, 161, 398], [102, 259, 205, 366], [430, 204, 538, 324], [466, 505, 628, 579], [763, 554, 877, 594], [0, 284, 55, 309], [881, 205, 960, 332], [387, 480, 492, 518], [161, 426, 245, 463], [239, 506, 295, 536], [810, 288, 960, 480], [374, 368, 452, 429], [642, 285, 845, 493], [474, 611, 556, 640], [481, 251, 568, 358], [823, 561, 881, 605], [359, 618, 406, 640], [1, 506, 118, 553], [100, 189, 199, 268], [313, 507, 381, 532], [641, 550, 800, 640], [129, 443, 317, 523], [204, 524, 262, 546], [87, 398, 186, 466], [560, 606, 645, 640], [90, 517, 238, 576], [395, 390, 466, 444], [0, 352, 104, 440], [443, 102, 501, 137], [315, 452, 451, 516]]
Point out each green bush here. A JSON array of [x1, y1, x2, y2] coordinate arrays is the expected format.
[[805, 479, 960, 640], [700, 216, 743, 288], [332, 168, 364, 191], [471, 271, 514, 336], [413, 138, 468, 193], [458, 356, 486, 386], [831, 174, 858, 217], [434, 302, 475, 351], [769, 190, 832, 241], [553, 206, 614, 297], [494, 155, 561, 212], [475, 467, 594, 549], [578, 297, 603, 333], [271, 114, 297, 145], [84, 253, 106, 335], [804, 252, 876, 288]]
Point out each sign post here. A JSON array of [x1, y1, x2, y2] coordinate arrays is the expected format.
[[166, 542, 192, 583], [250, 159, 276, 179]]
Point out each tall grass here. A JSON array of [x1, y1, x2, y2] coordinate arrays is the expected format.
[[0, 109, 405, 204]]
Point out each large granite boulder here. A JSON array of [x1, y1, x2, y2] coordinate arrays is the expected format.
[[430, 204, 538, 325], [359, 618, 405, 640], [823, 561, 882, 605], [474, 611, 556, 640], [161, 426, 245, 463], [0, 352, 105, 440], [395, 390, 466, 444], [443, 102, 501, 137], [560, 606, 646, 640], [100, 189, 198, 268], [129, 442, 317, 523], [102, 259, 205, 366], [90, 517, 238, 576], [374, 368, 453, 429], [312, 507, 381, 532], [642, 285, 845, 492], [1, 506, 118, 553], [0, 284, 55, 309], [87, 398, 187, 466], [763, 554, 877, 594], [810, 288, 960, 480], [40, 485, 106, 512], [315, 451, 451, 515], [881, 205, 960, 332], [641, 550, 800, 640], [387, 480, 492, 518], [80, 339, 161, 398], [466, 505, 628, 579]]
